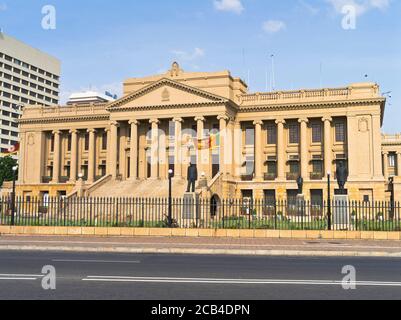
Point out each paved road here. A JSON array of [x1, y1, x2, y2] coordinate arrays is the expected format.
[[1, 251, 401, 300]]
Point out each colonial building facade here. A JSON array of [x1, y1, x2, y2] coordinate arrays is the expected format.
[[16, 63, 400, 202]]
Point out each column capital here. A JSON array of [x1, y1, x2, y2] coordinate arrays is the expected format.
[[69, 129, 79, 135], [87, 128, 97, 134], [382, 151, 389, 156], [322, 116, 333, 123], [275, 118, 286, 125], [173, 117, 184, 123], [52, 130, 61, 135], [253, 120, 263, 126], [195, 116, 206, 122], [217, 114, 229, 121], [110, 121, 119, 127], [149, 118, 160, 125], [129, 119, 139, 125], [298, 117, 309, 124]]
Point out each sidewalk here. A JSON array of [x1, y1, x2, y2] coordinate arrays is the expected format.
[[1, 234, 401, 257]]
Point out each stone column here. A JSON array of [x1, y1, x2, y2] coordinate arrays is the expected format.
[[253, 120, 264, 181], [299, 118, 309, 179], [109, 121, 119, 178], [276, 119, 286, 180], [129, 120, 139, 180], [52, 130, 61, 183], [218, 115, 229, 176], [173, 118, 183, 178], [322, 116, 333, 175], [397, 152, 401, 177], [87, 128, 96, 183], [69, 129, 78, 183], [383, 152, 389, 181], [195, 116, 206, 175], [150, 119, 160, 179]]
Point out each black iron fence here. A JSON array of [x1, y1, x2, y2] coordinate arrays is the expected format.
[[0, 196, 400, 231]]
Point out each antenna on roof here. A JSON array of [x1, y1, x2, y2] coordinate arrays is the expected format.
[[319, 62, 323, 88], [270, 54, 276, 91]]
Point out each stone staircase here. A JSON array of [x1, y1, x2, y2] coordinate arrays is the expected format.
[[88, 178, 189, 198]]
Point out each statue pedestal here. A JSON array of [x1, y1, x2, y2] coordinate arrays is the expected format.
[[181, 193, 200, 228], [333, 194, 351, 230]]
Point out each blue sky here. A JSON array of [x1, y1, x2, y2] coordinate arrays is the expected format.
[[0, 0, 400, 132]]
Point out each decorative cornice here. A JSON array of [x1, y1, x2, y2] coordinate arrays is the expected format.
[[19, 115, 110, 125], [238, 98, 385, 113], [108, 101, 226, 113]]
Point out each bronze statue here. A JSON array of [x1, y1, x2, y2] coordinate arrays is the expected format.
[[186, 163, 198, 193], [336, 161, 348, 193], [297, 176, 304, 195]]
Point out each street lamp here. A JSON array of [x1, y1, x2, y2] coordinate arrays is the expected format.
[[327, 171, 332, 231], [10, 165, 18, 226], [168, 169, 174, 227]]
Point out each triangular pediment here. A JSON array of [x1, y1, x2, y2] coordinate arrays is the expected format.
[[107, 78, 227, 110]]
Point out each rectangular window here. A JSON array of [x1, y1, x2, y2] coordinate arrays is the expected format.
[[288, 124, 299, 144], [312, 124, 322, 143], [389, 154, 396, 167], [169, 121, 175, 138], [84, 134, 89, 151], [245, 127, 254, 146], [335, 123, 346, 142], [266, 124, 277, 145], [102, 131, 108, 150], [246, 155, 255, 176], [67, 135, 72, 152], [290, 162, 299, 174], [312, 161, 323, 174]]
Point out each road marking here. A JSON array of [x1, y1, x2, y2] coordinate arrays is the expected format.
[[52, 259, 140, 264], [0, 273, 44, 281], [82, 276, 401, 287]]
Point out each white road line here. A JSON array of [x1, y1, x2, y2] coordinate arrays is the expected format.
[[0, 274, 44, 277], [0, 277, 38, 281], [52, 259, 140, 264], [82, 276, 401, 287], [0, 273, 43, 281]]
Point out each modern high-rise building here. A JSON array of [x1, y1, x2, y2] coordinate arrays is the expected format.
[[0, 32, 61, 154]]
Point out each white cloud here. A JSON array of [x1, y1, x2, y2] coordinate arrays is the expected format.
[[171, 47, 205, 61], [214, 0, 244, 14], [326, 0, 391, 16], [262, 20, 286, 34], [298, 0, 320, 15]]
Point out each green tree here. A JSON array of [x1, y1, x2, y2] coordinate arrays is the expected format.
[[0, 156, 18, 187]]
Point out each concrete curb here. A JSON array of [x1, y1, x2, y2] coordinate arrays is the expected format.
[[1, 245, 401, 258]]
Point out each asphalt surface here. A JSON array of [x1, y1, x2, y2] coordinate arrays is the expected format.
[[1, 251, 401, 300]]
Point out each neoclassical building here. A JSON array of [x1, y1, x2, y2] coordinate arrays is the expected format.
[[16, 62, 401, 202]]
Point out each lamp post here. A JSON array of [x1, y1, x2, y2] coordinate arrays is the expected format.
[[327, 171, 332, 231], [168, 169, 174, 227], [10, 165, 18, 226]]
